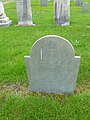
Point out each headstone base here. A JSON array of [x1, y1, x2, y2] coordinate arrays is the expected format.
[[18, 21, 35, 26], [54, 19, 69, 26], [0, 17, 12, 27]]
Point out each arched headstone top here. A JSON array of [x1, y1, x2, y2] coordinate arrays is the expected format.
[[30, 35, 75, 63]]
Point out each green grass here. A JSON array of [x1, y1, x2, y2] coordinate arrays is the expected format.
[[0, 94, 89, 120], [0, 0, 90, 120], [0, 82, 90, 120]]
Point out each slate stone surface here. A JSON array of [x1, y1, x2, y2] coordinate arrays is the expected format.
[[24, 35, 80, 94]]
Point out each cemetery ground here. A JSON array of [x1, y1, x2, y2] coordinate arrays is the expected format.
[[0, 0, 90, 120]]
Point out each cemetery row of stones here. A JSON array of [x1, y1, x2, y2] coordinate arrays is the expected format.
[[0, 0, 88, 27], [0, 0, 82, 94]]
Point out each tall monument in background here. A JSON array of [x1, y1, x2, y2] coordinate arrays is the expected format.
[[54, 0, 70, 26], [16, 0, 33, 26]]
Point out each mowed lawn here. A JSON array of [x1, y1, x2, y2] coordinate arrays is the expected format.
[[0, 0, 90, 120]]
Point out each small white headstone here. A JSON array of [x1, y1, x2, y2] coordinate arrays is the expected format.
[[0, 0, 12, 27], [16, 0, 33, 26], [24, 35, 80, 94]]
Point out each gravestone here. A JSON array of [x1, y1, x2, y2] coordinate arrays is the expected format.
[[76, 0, 83, 6], [54, 0, 70, 26], [82, 2, 88, 13], [0, 0, 12, 27], [16, 0, 33, 26], [24, 35, 80, 94], [40, 0, 48, 6]]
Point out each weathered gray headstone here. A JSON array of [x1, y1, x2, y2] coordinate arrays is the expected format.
[[24, 35, 80, 94], [40, 0, 48, 6], [82, 2, 88, 13], [16, 0, 33, 26], [54, 0, 70, 26], [76, 0, 83, 6], [0, 0, 12, 27]]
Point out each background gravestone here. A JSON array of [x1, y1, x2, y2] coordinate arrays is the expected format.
[[0, 0, 12, 27], [54, 0, 70, 26], [40, 0, 48, 6], [24, 35, 80, 94], [82, 2, 88, 13], [16, 0, 33, 26], [76, 0, 83, 6]]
